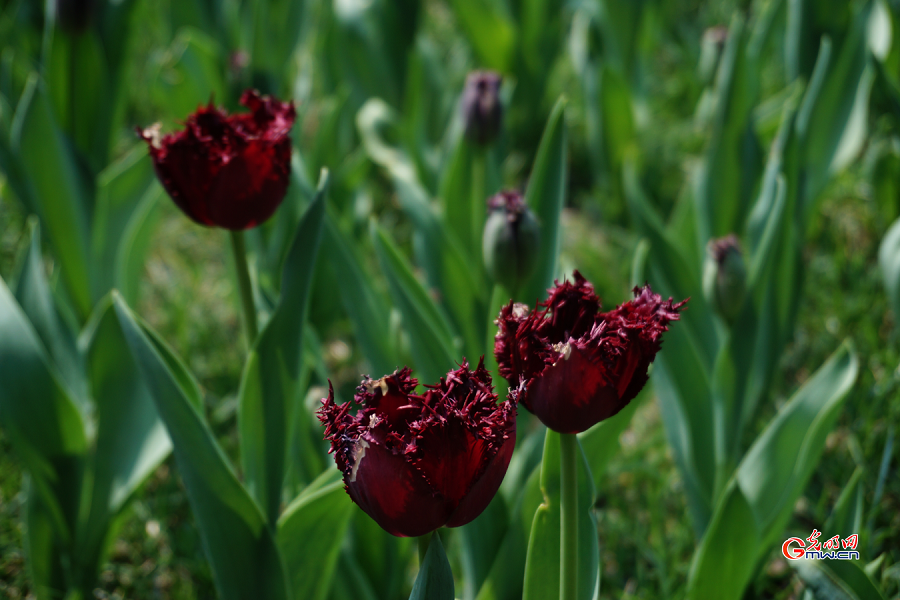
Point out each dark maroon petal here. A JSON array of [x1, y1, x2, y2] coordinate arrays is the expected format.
[[498, 279, 687, 433], [137, 90, 296, 230], [446, 426, 515, 526], [597, 285, 687, 358], [205, 137, 291, 230], [539, 270, 600, 342], [346, 434, 453, 537], [494, 301, 548, 386], [523, 343, 625, 434], [317, 361, 517, 536], [410, 359, 516, 507]]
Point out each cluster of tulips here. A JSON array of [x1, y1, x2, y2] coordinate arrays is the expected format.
[[137, 85, 685, 596]]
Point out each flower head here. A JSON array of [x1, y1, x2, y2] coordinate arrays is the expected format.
[[138, 90, 295, 230], [483, 191, 540, 291], [317, 359, 517, 537], [495, 272, 686, 433], [462, 71, 503, 146], [702, 234, 747, 324]]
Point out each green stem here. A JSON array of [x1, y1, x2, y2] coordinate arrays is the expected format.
[[417, 533, 431, 566], [560, 433, 578, 600], [229, 230, 258, 345]]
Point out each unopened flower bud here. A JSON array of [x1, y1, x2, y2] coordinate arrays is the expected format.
[[703, 234, 747, 324], [56, 0, 95, 34], [462, 71, 503, 146], [483, 191, 540, 292]]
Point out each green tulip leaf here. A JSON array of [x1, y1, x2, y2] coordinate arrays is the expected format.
[[686, 481, 760, 600], [113, 295, 290, 600], [371, 220, 458, 385], [10, 75, 92, 319], [736, 341, 858, 543], [277, 474, 355, 600], [79, 296, 172, 580], [150, 28, 225, 124], [409, 532, 455, 600], [239, 170, 328, 524], [879, 217, 900, 331], [92, 146, 161, 302], [323, 214, 399, 376], [520, 98, 568, 307], [14, 220, 87, 409], [792, 559, 885, 600], [0, 275, 86, 547]]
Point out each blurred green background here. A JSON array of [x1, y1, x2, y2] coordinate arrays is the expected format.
[[1, 0, 899, 598]]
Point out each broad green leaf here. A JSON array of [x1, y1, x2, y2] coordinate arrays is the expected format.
[[249, 0, 306, 81], [113, 295, 290, 600], [623, 156, 718, 366], [329, 0, 411, 107], [409, 532, 455, 600], [239, 171, 327, 524], [595, 0, 645, 73], [329, 551, 380, 600], [459, 493, 509, 600], [879, 217, 900, 329], [323, 214, 398, 375], [825, 467, 864, 539], [578, 386, 646, 493], [14, 220, 87, 409], [522, 432, 600, 600], [45, 28, 110, 170], [23, 477, 67, 598], [446, 0, 515, 71], [150, 28, 225, 123], [277, 476, 355, 600], [91, 146, 159, 299], [439, 138, 494, 267], [797, 2, 874, 214], [79, 297, 172, 582], [793, 559, 885, 600], [476, 443, 545, 600], [10, 75, 92, 319], [692, 14, 761, 243], [737, 341, 858, 548], [629, 230, 715, 533], [349, 504, 410, 600], [371, 221, 458, 384], [686, 482, 760, 600], [598, 65, 635, 172], [0, 276, 86, 544], [520, 98, 568, 306], [357, 99, 483, 359], [652, 354, 715, 536], [115, 185, 162, 305]]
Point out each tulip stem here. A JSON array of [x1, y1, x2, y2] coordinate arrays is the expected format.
[[229, 230, 258, 346], [560, 433, 578, 600]]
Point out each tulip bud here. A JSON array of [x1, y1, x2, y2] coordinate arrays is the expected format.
[[483, 191, 540, 292], [461, 71, 503, 146], [56, 0, 95, 34], [703, 234, 747, 324]]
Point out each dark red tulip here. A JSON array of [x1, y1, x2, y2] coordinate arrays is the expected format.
[[138, 90, 295, 230], [317, 359, 517, 537], [495, 271, 686, 434]]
